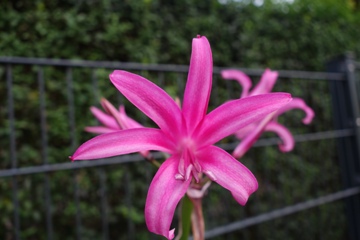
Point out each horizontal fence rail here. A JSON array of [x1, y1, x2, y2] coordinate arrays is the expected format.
[[1, 56, 359, 240], [0, 56, 345, 80], [0, 129, 355, 178], [203, 186, 360, 239]]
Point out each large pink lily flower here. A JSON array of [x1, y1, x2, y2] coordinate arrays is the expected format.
[[71, 36, 292, 239], [222, 68, 315, 158]]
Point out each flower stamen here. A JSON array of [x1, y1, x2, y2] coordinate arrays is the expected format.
[[178, 157, 185, 176], [204, 170, 217, 181], [175, 173, 185, 180], [185, 164, 193, 181]]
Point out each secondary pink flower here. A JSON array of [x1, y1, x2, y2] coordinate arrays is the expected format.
[[222, 68, 314, 158], [85, 98, 149, 157], [71, 36, 292, 239], [85, 98, 144, 134]]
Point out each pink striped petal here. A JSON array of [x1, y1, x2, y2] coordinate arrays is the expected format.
[[275, 98, 315, 124], [232, 113, 275, 158], [198, 146, 258, 205], [250, 69, 278, 96], [90, 106, 119, 130], [145, 156, 191, 239], [118, 105, 144, 129], [234, 123, 256, 139], [117, 108, 150, 158], [221, 69, 252, 98], [110, 71, 183, 138], [84, 126, 116, 134], [195, 93, 292, 147], [71, 128, 174, 160], [265, 122, 295, 152], [100, 98, 127, 129], [182, 36, 212, 132]]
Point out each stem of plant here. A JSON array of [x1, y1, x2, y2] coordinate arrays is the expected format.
[[190, 197, 205, 240]]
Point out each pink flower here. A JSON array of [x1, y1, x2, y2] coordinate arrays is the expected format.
[[71, 36, 292, 239], [85, 98, 144, 134], [221, 68, 315, 158], [84, 98, 149, 157]]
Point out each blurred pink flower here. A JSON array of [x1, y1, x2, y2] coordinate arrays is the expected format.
[[222, 68, 315, 158], [85, 98, 143, 134], [84, 98, 149, 157], [71, 36, 292, 239]]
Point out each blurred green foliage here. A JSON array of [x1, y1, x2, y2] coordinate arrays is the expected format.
[[1, 0, 359, 239], [1, 0, 360, 68]]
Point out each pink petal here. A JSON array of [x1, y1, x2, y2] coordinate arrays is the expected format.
[[234, 123, 256, 139], [110, 70, 183, 139], [198, 146, 258, 205], [275, 98, 315, 124], [265, 122, 295, 152], [221, 69, 252, 98], [100, 98, 126, 129], [195, 93, 292, 147], [250, 68, 278, 96], [71, 128, 174, 160], [182, 36, 213, 133], [145, 156, 191, 239], [84, 126, 116, 134], [232, 113, 275, 158], [118, 105, 144, 129], [90, 106, 119, 130]]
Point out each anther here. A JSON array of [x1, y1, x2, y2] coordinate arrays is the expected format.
[[185, 165, 193, 181], [204, 170, 217, 181], [193, 160, 202, 172], [178, 157, 185, 176], [175, 173, 185, 180]]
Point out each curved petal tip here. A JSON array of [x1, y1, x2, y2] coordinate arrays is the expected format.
[[276, 98, 314, 125], [265, 122, 295, 153], [302, 107, 315, 125], [168, 229, 175, 240]]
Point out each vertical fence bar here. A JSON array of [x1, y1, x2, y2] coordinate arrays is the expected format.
[[176, 72, 184, 98], [345, 54, 360, 166], [6, 64, 20, 240], [38, 67, 54, 240], [91, 69, 109, 240], [327, 53, 360, 240], [66, 67, 77, 146], [224, 74, 235, 99], [344, 54, 360, 239], [158, 72, 164, 87], [124, 165, 135, 239], [91, 69, 100, 103], [66, 67, 82, 240], [212, 75, 219, 107], [98, 169, 109, 240]]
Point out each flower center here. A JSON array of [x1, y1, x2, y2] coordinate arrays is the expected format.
[[174, 138, 202, 182]]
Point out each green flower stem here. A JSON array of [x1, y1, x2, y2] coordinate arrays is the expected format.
[[177, 195, 193, 240], [145, 153, 161, 168]]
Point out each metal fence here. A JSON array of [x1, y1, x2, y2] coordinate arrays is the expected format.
[[0, 55, 360, 240]]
